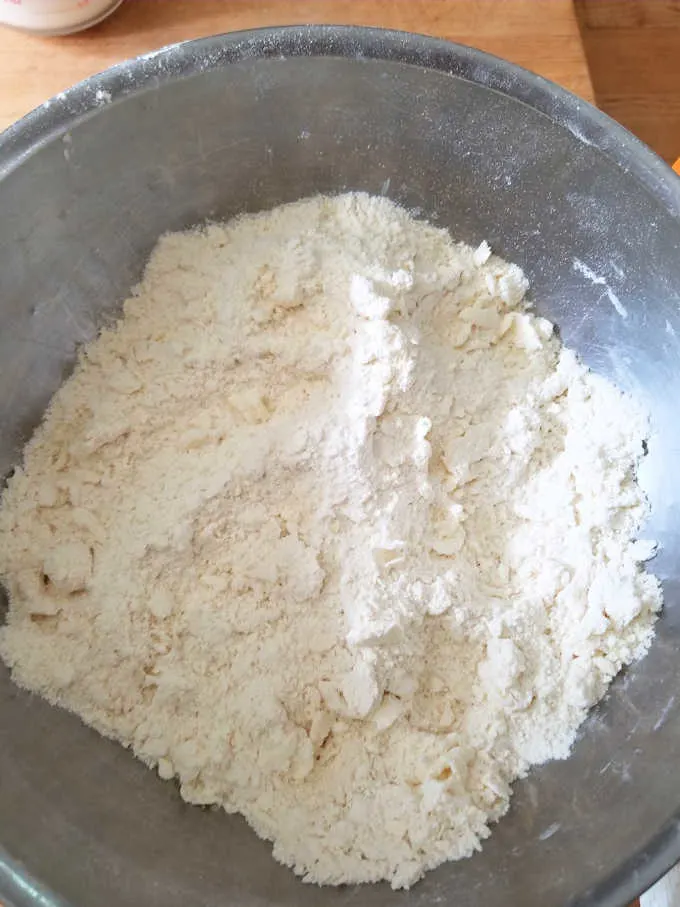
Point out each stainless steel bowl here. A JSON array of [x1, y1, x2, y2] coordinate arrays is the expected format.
[[1, 26, 680, 907]]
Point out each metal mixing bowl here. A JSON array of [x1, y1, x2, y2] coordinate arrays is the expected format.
[[1, 25, 680, 907]]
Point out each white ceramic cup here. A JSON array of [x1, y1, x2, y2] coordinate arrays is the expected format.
[[0, 0, 124, 35]]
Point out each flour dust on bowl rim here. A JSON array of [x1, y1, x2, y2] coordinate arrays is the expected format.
[[1, 24, 680, 907]]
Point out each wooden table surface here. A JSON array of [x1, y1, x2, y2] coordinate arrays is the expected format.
[[576, 0, 680, 165], [0, 0, 594, 131]]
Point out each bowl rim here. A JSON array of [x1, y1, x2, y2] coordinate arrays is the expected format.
[[1, 23, 679, 907]]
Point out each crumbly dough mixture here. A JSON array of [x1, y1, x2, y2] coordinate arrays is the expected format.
[[0, 194, 662, 888]]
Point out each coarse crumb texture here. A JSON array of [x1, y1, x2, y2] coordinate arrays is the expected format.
[[0, 194, 662, 889]]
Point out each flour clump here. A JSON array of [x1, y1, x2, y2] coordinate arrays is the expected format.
[[0, 193, 662, 888]]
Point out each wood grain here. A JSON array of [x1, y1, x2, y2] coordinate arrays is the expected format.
[[575, 0, 680, 163], [578, 0, 680, 29], [0, 0, 593, 131]]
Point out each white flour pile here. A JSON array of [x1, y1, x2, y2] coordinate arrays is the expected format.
[[0, 193, 662, 888]]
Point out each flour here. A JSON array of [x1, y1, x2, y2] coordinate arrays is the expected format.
[[0, 193, 662, 888]]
